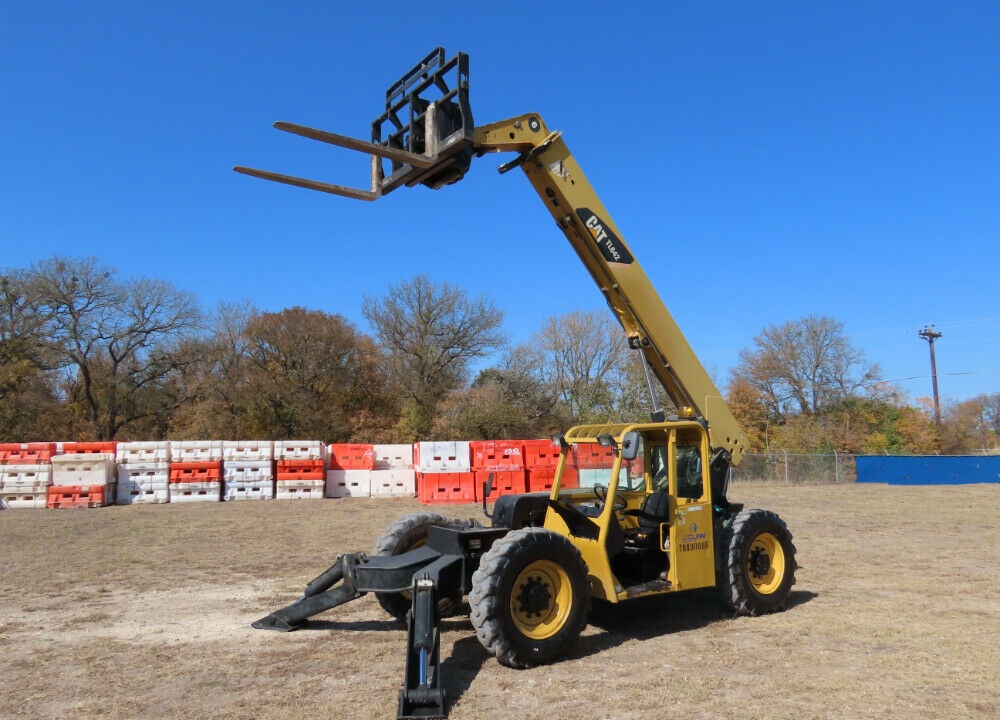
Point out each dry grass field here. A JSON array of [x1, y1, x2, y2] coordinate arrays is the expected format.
[[2, 482, 998, 720]]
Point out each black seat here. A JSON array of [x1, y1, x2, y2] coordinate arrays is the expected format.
[[622, 490, 670, 547]]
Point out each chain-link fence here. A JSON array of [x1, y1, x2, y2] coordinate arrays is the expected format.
[[730, 452, 857, 484]]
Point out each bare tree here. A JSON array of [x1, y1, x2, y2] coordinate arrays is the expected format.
[[535, 309, 637, 423], [169, 301, 256, 438], [362, 275, 505, 439], [27, 257, 202, 439], [0, 270, 63, 439], [731, 315, 881, 419], [979, 393, 1000, 439], [432, 346, 566, 440]]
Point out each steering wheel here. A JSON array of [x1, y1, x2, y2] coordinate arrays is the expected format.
[[593, 483, 627, 512]]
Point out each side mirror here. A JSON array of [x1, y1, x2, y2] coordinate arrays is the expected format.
[[620, 431, 640, 461]]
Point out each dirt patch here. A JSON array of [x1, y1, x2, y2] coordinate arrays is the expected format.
[[1, 484, 998, 719]]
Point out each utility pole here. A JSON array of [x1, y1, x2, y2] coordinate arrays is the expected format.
[[918, 325, 942, 424]]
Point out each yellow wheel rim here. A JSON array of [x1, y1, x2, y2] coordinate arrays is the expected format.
[[747, 531, 786, 595], [509, 559, 573, 640]]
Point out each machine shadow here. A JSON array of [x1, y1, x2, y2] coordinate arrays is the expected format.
[[304, 613, 486, 713], [571, 588, 817, 660], [439, 633, 490, 710], [296, 615, 474, 633]]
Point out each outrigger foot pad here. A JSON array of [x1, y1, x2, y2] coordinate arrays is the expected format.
[[252, 613, 300, 632]]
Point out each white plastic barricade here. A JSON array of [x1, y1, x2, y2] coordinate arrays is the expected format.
[[116, 463, 170, 504], [325, 470, 372, 498], [414, 441, 471, 473], [51, 453, 116, 487], [116, 441, 171, 464], [276, 479, 324, 500], [0, 464, 53, 492], [370, 468, 416, 498], [223, 460, 274, 501], [169, 481, 222, 502], [374, 444, 414, 470], [222, 440, 274, 462], [274, 440, 327, 461], [0, 491, 47, 509], [170, 440, 224, 462]]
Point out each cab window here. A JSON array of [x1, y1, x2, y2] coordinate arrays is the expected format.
[[675, 444, 704, 499], [649, 445, 669, 491]]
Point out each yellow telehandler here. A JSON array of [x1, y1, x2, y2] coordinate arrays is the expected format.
[[236, 48, 796, 720]]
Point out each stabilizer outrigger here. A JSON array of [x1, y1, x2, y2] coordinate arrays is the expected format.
[[253, 520, 509, 720]]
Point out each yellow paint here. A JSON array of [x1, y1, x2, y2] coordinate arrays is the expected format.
[[542, 504, 617, 602], [746, 531, 787, 595], [509, 559, 574, 640], [666, 429, 717, 590], [547, 422, 722, 601]]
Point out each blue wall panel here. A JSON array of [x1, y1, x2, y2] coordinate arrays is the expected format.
[[856, 456, 1000, 485]]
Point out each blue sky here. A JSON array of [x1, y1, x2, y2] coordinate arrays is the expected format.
[[2, 2, 998, 405]]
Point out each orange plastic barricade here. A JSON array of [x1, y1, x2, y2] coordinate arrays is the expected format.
[[46, 485, 109, 508], [523, 439, 562, 470], [470, 440, 525, 471], [417, 472, 477, 504], [60, 442, 117, 456], [328, 444, 375, 470], [276, 459, 326, 480], [475, 469, 527, 498], [0, 443, 56, 464], [526, 467, 579, 493], [169, 461, 223, 483], [574, 443, 615, 469]]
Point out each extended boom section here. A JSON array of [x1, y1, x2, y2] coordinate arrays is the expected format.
[[236, 48, 746, 466]]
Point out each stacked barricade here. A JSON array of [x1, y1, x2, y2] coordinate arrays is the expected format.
[[523, 438, 577, 493], [61, 442, 117, 456], [0, 444, 55, 509], [326, 444, 375, 498], [275, 441, 326, 499], [370, 444, 416, 498], [415, 441, 474, 504], [223, 441, 274, 501], [48, 451, 117, 508], [169, 441, 223, 503], [471, 440, 526, 499], [574, 442, 626, 488], [116, 441, 170, 504], [0, 434, 644, 509]]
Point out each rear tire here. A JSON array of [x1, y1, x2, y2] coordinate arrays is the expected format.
[[719, 509, 797, 615], [469, 527, 589, 668], [371, 512, 463, 620]]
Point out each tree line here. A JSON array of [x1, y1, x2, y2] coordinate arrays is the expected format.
[[1, 257, 996, 454]]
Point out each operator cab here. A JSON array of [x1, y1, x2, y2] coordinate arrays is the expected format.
[[544, 423, 715, 594]]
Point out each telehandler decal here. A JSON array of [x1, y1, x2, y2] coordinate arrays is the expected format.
[[577, 208, 634, 265]]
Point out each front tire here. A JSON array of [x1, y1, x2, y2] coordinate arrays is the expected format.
[[371, 512, 463, 620], [720, 509, 797, 615], [469, 527, 590, 668]]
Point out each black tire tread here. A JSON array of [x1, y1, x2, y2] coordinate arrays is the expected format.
[[720, 508, 797, 616], [469, 527, 589, 668], [371, 512, 463, 620]]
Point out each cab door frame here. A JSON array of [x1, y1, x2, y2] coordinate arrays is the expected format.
[[666, 426, 717, 590]]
